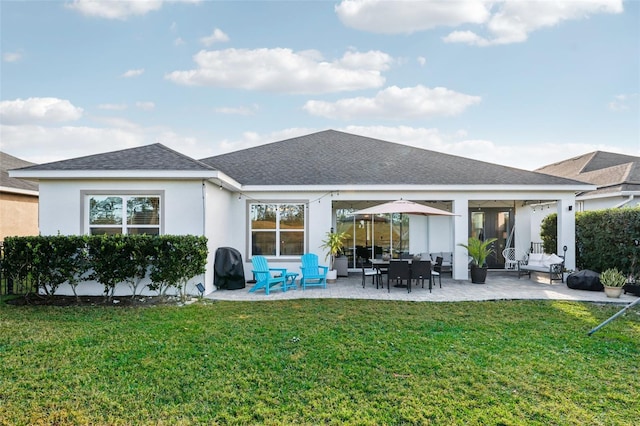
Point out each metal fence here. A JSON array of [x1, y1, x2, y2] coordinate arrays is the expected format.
[[0, 241, 37, 296]]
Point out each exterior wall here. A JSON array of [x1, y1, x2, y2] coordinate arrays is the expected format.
[[582, 196, 639, 211], [38, 179, 207, 296], [36, 181, 580, 293], [231, 189, 578, 282], [0, 191, 39, 241]]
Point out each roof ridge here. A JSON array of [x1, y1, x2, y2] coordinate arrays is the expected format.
[[154, 143, 216, 170]]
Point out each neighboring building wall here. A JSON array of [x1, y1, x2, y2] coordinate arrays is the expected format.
[[0, 191, 39, 241], [582, 196, 639, 211]]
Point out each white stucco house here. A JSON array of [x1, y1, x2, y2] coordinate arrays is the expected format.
[[10, 130, 594, 295]]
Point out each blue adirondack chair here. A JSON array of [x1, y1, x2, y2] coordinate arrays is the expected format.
[[299, 253, 329, 290], [249, 255, 288, 295]]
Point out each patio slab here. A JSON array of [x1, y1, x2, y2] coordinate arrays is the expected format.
[[206, 270, 638, 304]]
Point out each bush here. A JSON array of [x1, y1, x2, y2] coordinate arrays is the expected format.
[[2, 235, 208, 298], [540, 213, 557, 254], [575, 208, 640, 274]]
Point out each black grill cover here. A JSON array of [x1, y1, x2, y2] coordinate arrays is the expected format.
[[214, 247, 246, 290], [567, 270, 603, 291]]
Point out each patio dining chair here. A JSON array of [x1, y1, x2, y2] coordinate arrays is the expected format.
[[411, 260, 432, 292], [388, 260, 411, 293], [300, 253, 328, 290], [361, 263, 382, 289], [432, 256, 443, 288]]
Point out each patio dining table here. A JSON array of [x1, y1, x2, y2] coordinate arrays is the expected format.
[[370, 259, 435, 291]]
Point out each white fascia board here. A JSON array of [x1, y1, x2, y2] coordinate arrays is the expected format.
[[9, 169, 219, 180], [0, 186, 39, 196], [241, 184, 596, 193], [207, 171, 242, 191], [578, 190, 640, 201]]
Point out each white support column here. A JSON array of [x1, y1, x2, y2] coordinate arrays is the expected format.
[[556, 197, 576, 270], [452, 197, 469, 280]]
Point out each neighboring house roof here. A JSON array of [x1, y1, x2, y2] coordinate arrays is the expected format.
[[1, 152, 38, 194], [200, 129, 586, 186], [535, 151, 640, 197]]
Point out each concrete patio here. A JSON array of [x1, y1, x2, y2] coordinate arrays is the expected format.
[[207, 270, 638, 304]]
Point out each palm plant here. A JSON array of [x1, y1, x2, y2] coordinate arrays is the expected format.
[[458, 236, 497, 267], [320, 231, 349, 270]]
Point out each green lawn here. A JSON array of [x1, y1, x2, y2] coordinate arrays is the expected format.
[[1, 299, 638, 425]]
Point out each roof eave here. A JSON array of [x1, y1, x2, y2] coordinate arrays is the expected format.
[[0, 185, 39, 196], [240, 183, 597, 192], [9, 169, 220, 181]]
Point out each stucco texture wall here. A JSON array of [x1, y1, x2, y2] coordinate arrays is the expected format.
[[0, 192, 39, 241]]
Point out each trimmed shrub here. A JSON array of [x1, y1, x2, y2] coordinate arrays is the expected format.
[[2, 235, 208, 298], [576, 207, 640, 274]]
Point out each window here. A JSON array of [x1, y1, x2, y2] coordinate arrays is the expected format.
[[250, 203, 305, 257], [87, 194, 161, 235]]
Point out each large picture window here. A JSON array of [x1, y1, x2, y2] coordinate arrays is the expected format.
[[87, 194, 161, 235], [250, 203, 305, 257]]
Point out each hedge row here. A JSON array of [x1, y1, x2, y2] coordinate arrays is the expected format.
[[540, 207, 640, 275], [1, 234, 208, 299]]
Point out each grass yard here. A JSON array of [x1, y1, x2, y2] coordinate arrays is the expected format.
[[1, 298, 639, 425]]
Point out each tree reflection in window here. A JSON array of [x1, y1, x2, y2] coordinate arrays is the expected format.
[[250, 203, 305, 257], [90, 196, 123, 225]]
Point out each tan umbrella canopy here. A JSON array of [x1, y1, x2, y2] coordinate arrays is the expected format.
[[353, 200, 458, 216]]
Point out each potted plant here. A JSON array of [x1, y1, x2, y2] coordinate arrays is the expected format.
[[320, 230, 349, 283], [600, 268, 626, 298], [458, 237, 497, 284]]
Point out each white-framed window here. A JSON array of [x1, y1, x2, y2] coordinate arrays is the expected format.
[[250, 203, 305, 257], [85, 193, 162, 235]]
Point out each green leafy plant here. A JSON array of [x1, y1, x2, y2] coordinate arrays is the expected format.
[[458, 237, 497, 267], [600, 268, 626, 287], [540, 213, 557, 254], [320, 231, 350, 270], [149, 235, 208, 299]]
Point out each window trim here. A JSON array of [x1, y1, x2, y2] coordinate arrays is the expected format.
[[247, 200, 307, 261], [81, 190, 164, 235]]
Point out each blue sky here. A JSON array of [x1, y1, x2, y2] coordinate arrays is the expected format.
[[1, 0, 638, 170]]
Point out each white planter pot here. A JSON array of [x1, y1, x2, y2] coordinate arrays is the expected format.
[[604, 286, 623, 298], [327, 270, 337, 283]]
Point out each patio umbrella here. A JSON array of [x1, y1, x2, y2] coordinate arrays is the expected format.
[[352, 200, 457, 217]]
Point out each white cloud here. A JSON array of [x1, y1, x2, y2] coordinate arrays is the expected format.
[[174, 37, 186, 46], [165, 48, 391, 94], [66, 0, 201, 20], [0, 120, 199, 164], [214, 105, 259, 116], [303, 85, 481, 120], [98, 103, 128, 111], [3, 51, 23, 63], [333, 125, 635, 170], [608, 93, 638, 112], [135, 101, 156, 110], [417, 56, 426, 66], [335, 0, 489, 34], [200, 28, 230, 46], [122, 69, 145, 78], [0, 97, 83, 125], [336, 0, 623, 46]]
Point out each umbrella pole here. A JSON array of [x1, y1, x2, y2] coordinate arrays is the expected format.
[[588, 297, 640, 336]]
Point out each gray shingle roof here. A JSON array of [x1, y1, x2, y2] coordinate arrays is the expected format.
[[200, 130, 585, 186], [15, 143, 215, 172], [1, 152, 38, 192], [535, 150, 640, 197]]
